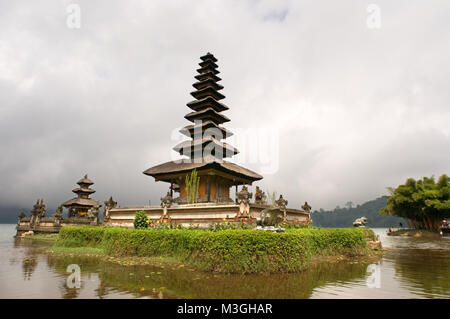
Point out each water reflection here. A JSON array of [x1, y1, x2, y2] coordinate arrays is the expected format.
[[312, 230, 450, 298], [0, 225, 449, 298], [383, 235, 450, 298], [42, 253, 377, 299], [22, 257, 37, 281]]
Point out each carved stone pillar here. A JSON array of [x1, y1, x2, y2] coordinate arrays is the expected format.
[[104, 196, 117, 220], [53, 205, 63, 226], [160, 191, 174, 218], [301, 202, 311, 214], [275, 195, 288, 221], [236, 186, 253, 217], [254, 186, 267, 205]]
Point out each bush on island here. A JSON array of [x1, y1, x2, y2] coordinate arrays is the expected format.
[[133, 210, 149, 229], [55, 226, 372, 274]]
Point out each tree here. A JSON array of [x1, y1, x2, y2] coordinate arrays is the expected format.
[[185, 169, 200, 204], [345, 201, 354, 210], [380, 174, 450, 231]]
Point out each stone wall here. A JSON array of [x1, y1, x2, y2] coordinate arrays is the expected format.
[[106, 203, 309, 228], [15, 215, 99, 236]]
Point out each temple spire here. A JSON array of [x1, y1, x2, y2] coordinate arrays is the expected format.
[[173, 53, 239, 161]]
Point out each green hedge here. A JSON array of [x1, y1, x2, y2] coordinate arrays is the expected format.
[[54, 226, 369, 273], [57, 226, 107, 247]]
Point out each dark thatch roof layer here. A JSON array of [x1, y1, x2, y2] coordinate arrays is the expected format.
[[196, 66, 220, 75], [199, 60, 218, 69], [190, 86, 225, 101], [184, 107, 230, 124], [62, 197, 98, 208], [143, 160, 263, 182], [187, 96, 229, 112], [200, 52, 218, 62], [72, 187, 96, 194], [179, 120, 233, 138], [193, 79, 224, 91], [77, 176, 94, 185], [173, 137, 239, 158], [195, 71, 221, 82]]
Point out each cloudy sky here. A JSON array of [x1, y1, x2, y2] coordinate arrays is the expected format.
[[1, 0, 449, 215]]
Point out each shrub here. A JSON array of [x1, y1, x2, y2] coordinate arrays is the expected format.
[[133, 210, 149, 229], [56, 226, 107, 247]]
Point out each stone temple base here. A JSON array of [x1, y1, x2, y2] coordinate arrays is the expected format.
[[105, 203, 309, 228], [16, 216, 99, 236]]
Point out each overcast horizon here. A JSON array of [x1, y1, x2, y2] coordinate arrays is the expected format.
[[1, 0, 449, 217]]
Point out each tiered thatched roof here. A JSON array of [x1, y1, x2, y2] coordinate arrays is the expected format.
[[144, 53, 263, 184], [62, 174, 98, 209], [173, 52, 237, 160]]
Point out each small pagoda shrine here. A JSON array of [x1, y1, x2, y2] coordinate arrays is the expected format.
[[62, 174, 100, 216], [143, 52, 263, 203]]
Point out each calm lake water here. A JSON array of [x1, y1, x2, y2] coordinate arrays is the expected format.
[[0, 224, 449, 299]]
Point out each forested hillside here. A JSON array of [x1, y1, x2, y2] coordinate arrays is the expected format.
[[311, 197, 406, 228]]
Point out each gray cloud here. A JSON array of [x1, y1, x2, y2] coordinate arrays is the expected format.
[[0, 0, 449, 213]]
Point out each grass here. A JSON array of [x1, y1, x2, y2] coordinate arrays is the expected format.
[[23, 233, 59, 242], [47, 246, 106, 255]]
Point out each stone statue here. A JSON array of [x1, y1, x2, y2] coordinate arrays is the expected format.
[[301, 202, 311, 214], [236, 186, 252, 217], [160, 191, 174, 217], [38, 199, 46, 217], [30, 199, 45, 227], [353, 217, 368, 227], [53, 205, 63, 226], [258, 207, 283, 226], [17, 212, 26, 225], [104, 196, 117, 220], [254, 186, 267, 205], [31, 199, 40, 217], [30, 200, 38, 227], [88, 201, 101, 225], [53, 205, 63, 219], [275, 195, 288, 221]]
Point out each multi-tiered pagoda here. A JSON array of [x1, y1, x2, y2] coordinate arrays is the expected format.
[[144, 52, 263, 203], [62, 174, 99, 216]]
